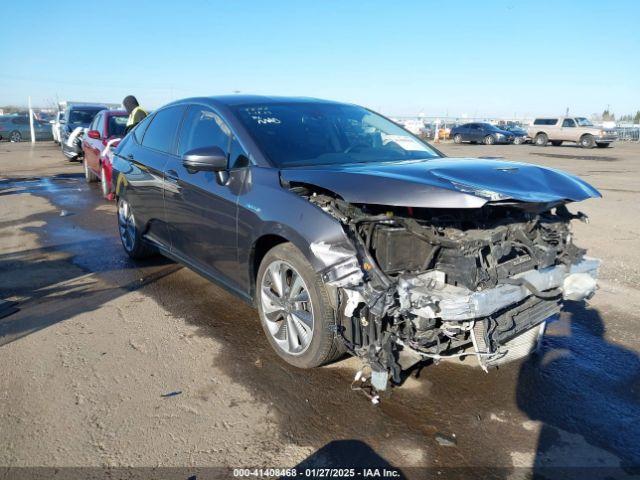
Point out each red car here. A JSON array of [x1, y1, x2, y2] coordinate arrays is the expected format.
[[82, 109, 128, 199]]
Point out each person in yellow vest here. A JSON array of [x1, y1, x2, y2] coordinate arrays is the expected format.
[[123, 95, 147, 133]]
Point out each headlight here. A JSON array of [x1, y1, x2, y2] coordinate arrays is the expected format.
[[599, 130, 607, 136]]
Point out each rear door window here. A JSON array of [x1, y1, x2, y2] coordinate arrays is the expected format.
[[108, 115, 128, 138], [132, 114, 153, 144], [562, 118, 576, 127], [141, 106, 186, 154]]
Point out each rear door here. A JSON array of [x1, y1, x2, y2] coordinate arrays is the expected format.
[[124, 106, 186, 248], [163, 104, 242, 290]]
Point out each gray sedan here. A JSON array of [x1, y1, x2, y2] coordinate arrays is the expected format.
[[111, 95, 600, 393], [0, 115, 54, 142]]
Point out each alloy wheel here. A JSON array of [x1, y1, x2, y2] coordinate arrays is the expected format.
[[117, 200, 136, 252], [10, 131, 21, 142], [260, 260, 314, 356]]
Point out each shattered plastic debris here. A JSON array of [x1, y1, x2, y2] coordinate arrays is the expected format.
[[160, 390, 182, 398], [435, 432, 457, 447]]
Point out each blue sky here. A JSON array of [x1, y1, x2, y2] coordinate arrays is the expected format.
[[1, 0, 638, 117]]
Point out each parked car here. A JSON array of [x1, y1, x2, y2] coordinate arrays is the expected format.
[[82, 109, 128, 198], [60, 104, 107, 160], [500, 125, 528, 144], [527, 117, 618, 148], [450, 123, 515, 145], [51, 111, 65, 144], [0, 115, 54, 142], [112, 96, 600, 392]]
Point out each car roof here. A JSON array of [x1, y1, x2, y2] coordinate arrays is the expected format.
[[167, 95, 347, 108], [102, 109, 127, 117], [67, 104, 109, 110]]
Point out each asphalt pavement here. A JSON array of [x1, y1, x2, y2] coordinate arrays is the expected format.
[[1, 140, 639, 479]]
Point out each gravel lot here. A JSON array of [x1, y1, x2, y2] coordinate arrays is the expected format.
[[1, 140, 639, 478]]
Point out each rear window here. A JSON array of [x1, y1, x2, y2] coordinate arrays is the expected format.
[[107, 115, 128, 137], [533, 118, 558, 126], [69, 108, 102, 125]]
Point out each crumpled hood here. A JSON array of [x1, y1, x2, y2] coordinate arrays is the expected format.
[[280, 158, 601, 209]]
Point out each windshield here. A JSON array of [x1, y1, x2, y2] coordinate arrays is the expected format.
[[233, 102, 440, 167], [69, 108, 102, 125], [575, 117, 593, 127], [108, 115, 128, 137]]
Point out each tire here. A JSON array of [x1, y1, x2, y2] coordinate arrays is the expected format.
[[100, 165, 111, 198], [513, 137, 523, 145], [484, 135, 495, 145], [256, 242, 344, 369], [453, 134, 462, 144], [580, 134, 595, 149], [596, 143, 610, 148], [534, 133, 548, 146], [84, 160, 98, 183], [551, 141, 563, 146], [117, 198, 154, 259], [9, 131, 22, 143]]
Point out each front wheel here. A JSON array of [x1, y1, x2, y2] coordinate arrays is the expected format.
[[256, 243, 344, 369], [484, 135, 495, 145], [117, 198, 154, 259], [9, 131, 22, 142], [513, 137, 524, 145], [453, 134, 462, 144], [580, 134, 595, 148]]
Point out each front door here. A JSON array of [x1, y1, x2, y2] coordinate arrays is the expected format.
[[163, 105, 241, 290], [560, 118, 577, 141]]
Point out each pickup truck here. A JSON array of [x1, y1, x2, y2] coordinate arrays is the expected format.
[[528, 117, 618, 148]]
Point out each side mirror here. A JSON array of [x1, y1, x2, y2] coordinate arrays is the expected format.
[[182, 146, 227, 172], [87, 130, 101, 139]]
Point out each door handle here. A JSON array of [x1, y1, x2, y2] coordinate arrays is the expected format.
[[165, 169, 179, 182]]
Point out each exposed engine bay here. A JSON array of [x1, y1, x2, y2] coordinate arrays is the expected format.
[[294, 186, 599, 396]]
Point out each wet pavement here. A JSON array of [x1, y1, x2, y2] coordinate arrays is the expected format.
[[1, 142, 640, 478]]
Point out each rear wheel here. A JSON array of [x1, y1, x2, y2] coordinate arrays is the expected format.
[[580, 134, 595, 148], [84, 160, 98, 183], [117, 198, 154, 259], [534, 133, 548, 146], [257, 243, 343, 369], [484, 135, 495, 145], [551, 140, 563, 146], [453, 133, 462, 144]]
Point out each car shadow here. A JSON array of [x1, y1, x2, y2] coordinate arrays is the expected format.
[[516, 301, 640, 477], [283, 440, 405, 479]]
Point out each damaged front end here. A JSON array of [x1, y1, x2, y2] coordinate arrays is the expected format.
[[297, 187, 599, 394]]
